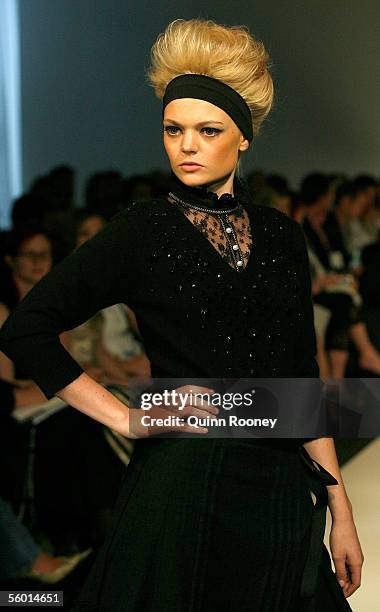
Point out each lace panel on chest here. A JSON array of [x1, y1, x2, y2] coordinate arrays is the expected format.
[[168, 198, 253, 272]]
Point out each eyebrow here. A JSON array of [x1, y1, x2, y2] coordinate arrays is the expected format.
[[163, 119, 224, 126]]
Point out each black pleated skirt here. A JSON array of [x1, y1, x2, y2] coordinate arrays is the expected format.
[[71, 438, 352, 612]]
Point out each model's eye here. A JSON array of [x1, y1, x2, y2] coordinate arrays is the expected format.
[[201, 127, 222, 136], [164, 126, 181, 136]]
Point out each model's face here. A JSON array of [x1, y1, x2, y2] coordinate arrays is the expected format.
[[7, 234, 52, 286], [163, 98, 249, 195]]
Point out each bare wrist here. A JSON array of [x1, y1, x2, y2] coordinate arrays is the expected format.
[[328, 493, 353, 522], [112, 403, 131, 432]]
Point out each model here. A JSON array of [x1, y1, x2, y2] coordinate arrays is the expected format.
[[0, 19, 362, 612]]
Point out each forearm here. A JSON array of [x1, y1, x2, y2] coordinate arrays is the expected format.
[[303, 437, 353, 521], [56, 371, 131, 434]]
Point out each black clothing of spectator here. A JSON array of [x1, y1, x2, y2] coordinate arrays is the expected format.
[[323, 211, 351, 270], [360, 241, 380, 351]]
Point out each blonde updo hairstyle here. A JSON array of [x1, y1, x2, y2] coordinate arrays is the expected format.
[[147, 19, 274, 138]]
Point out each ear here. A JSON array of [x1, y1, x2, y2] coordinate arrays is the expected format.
[[239, 136, 250, 152]]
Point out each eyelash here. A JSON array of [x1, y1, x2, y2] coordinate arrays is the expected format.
[[164, 126, 222, 137]]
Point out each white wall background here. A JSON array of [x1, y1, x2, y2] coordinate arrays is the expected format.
[[18, 0, 380, 204]]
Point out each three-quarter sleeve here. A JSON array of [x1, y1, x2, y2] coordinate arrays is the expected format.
[[0, 204, 145, 399], [291, 220, 320, 378]]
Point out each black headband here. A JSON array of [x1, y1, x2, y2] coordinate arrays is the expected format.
[[162, 74, 253, 142]]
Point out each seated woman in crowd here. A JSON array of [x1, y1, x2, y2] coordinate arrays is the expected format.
[[299, 174, 380, 378], [301, 173, 346, 271], [253, 174, 293, 217], [342, 175, 380, 255], [360, 240, 380, 354], [0, 224, 59, 403], [323, 178, 379, 274], [321, 181, 356, 270]]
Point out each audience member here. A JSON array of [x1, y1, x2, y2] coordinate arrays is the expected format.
[[11, 194, 52, 230], [0, 497, 90, 584], [300, 173, 340, 269], [47, 165, 76, 211], [29, 166, 78, 262], [360, 240, 380, 352], [121, 174, 153, 205], [324, 178, 376, 269], [74, 211, 107, 248], [149, 169, 176, 197], [246, 169, 266, 198], [0, 224, 55, 402], [85, 171, 123, 220], [255, 173, 292, 216], [322, 181, 356, 270], [344, 175, 380, 254], [298, 172, 380, 377]]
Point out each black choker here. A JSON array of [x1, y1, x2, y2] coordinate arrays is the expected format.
[[167, 176, 247, 214]]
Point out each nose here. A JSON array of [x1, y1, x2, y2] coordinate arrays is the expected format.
[[181, 129, 198, 154]]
